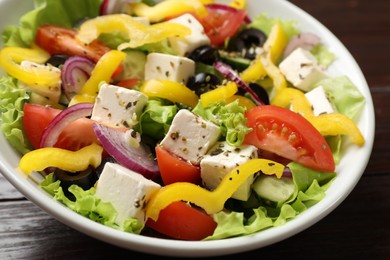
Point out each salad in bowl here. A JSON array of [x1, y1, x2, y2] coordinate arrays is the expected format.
[[0, 0, 374, 256]]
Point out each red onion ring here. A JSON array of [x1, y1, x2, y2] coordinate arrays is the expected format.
[[214, 61, 265, 106], [39, 103, 94, 148], [61, 56, 95, 101], [282, 32, 322, 58], [92, 122, 160, 180]]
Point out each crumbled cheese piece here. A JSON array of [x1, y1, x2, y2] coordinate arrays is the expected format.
[[167, 13, 210, 56], [279, 47, 327, 92], [144, 52, 195, 84], [95, 162, 161, 227], [305, 85, 335, 116], [200, 141, 258, 201], [91, 83, 148, 129], [159, 109, 221, 164]]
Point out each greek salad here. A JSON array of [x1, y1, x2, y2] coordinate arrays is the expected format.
[[0, 0, 366, 241]]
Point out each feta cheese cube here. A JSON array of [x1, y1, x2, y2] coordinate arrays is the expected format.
[[159, 109, 221, 164], [91, 83, 148, 129], [167, 13, 210, 56], [279, 47, 327, 92], [144, 53, 195, 84], [200, 142, 258, 201], [95, 162, 161, 227], [19, 61, 61, 103], [304, 85, 334, 116]]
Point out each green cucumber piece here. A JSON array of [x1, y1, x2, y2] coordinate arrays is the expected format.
[[219, 51, 251, 72], [252, 175, 295, 203]]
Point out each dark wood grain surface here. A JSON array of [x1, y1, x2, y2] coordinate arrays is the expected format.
[[1, 0, 389, 259]]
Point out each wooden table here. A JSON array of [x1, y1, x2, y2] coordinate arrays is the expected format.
[[1, 0, 389, 258]]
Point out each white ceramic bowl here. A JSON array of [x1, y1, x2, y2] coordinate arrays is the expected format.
[[0, 0, 375, 257]]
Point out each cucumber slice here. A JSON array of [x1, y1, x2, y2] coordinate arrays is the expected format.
[[219, 51, 251, 72], [114, 50, 146, 81], [252, 175, 295, 203]]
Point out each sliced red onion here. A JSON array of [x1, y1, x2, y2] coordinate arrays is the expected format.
[[39, 103, 94, 148], [100, 0, 130, 15], [282, 32, 322, 59], [92, 122, 160, 180], [282, 166, 293, 178], [100, 0, 109, 15], [214, 61, 265, 106], [206, 3, 252, 24], [61, 56, 95, 101]]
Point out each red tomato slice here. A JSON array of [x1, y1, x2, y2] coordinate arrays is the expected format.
[[244, 105, 335, 172], [155, 146, 201, 185], [35, 25, 111, 63], [23, 103, 98, 151], [116, 78, 140, 89], [197, 5, 247, 46], [145, 201, 217, 241]]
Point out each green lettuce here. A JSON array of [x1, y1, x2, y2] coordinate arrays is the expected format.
[[138, 98, 177, 140], [2, 0, 102, 47], [206, 162, 336, 240], [192, 100, 252, 147], [40, 173, 143, 234], [249, 13, 300, 40], [311, 44, 336, 68], [0, 76, 31, 154], [315, 76, 366, 121]]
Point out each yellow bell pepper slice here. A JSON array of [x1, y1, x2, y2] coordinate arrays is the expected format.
[[200, 81, 238, 107], [69, 50, 126, 105], [140, 79, 199, 108], [76, 13, 191, 50], [230, 0, 246, 9], [239, 22, 287, 83], [263, 21, 288, 64], [0, 46, 59, 86], [239, 56, 267, 83], [309, 114, 365, 146], [225, 94, 256, 110], [146, 159, 284, 221], [131, 0, 208, 23], [19, 143, 103, 175]]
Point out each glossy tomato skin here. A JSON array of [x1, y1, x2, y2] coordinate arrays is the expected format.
[[197, 5, 247, 46], [145, 201, 217, 241], [155, 146, 201, 185], [35, 25, 110, 63], [244, 105, 335, 172], [23, 103, 98, 151]]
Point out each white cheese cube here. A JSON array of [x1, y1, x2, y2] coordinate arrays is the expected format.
[[304, 85, 335, 116], [144, 53, 195, 84], [279, 47, 327, 92], [91, 83, 148, 129], [95, 162, 161, 227], [200, 142, 258, 201], [159, 109, 221, 164], [167, 13, 210, 56], [19, 61, 61, 103]]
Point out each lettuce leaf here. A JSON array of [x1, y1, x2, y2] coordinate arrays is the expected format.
[[315, 76, 366, 121], [192, 100, 252, 147], [311, 44, 336, 68], [40, 173, 143, 234], [205, 162, 335, 240], [138, 98, 177, 140], [0, 76, 32, 154], [249, 13, 300, 40], [2, 0, 102, 47]]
